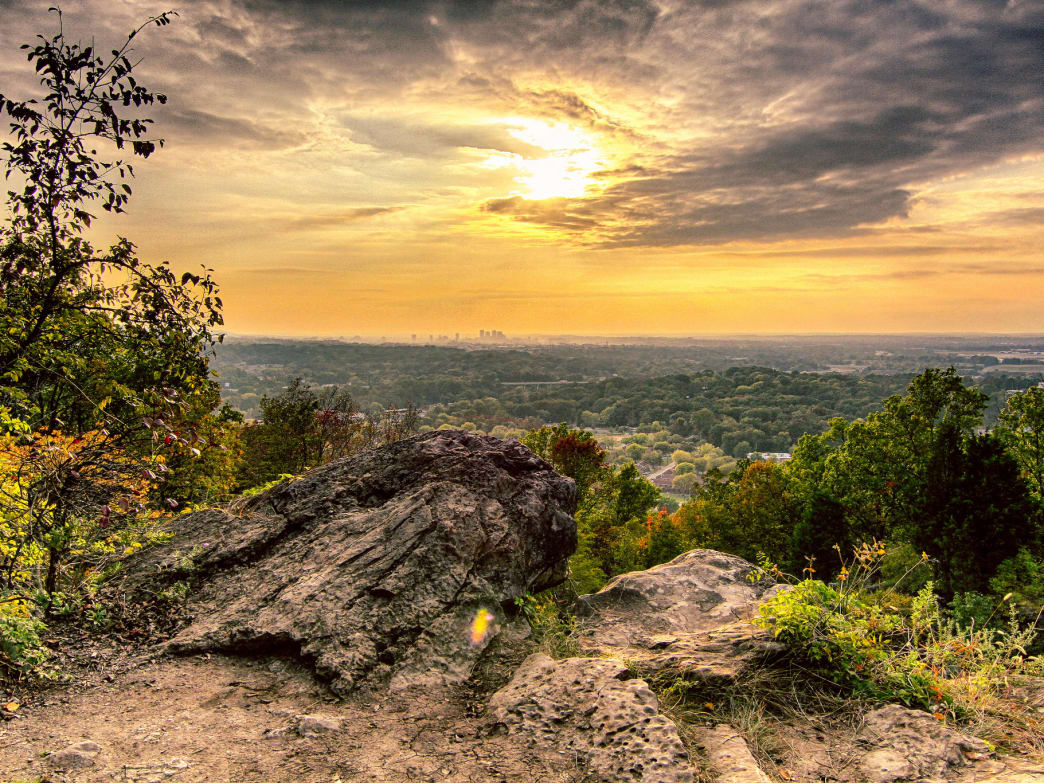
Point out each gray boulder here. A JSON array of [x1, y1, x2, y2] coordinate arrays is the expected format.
[[576, 549, 787, 680], [122, 430, 577, 694], [857, 705, 991, 782], [48, 740, 102, 769]]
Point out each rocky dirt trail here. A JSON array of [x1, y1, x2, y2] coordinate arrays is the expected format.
[[1, 651, 594, 783]]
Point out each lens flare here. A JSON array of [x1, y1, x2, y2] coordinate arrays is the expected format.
[[470, 608, 495, 646]]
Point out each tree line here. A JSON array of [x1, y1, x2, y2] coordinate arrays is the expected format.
[[572, 369, 1044, 617]]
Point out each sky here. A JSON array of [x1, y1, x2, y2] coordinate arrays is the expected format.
[[1, 0, 1042, 337]]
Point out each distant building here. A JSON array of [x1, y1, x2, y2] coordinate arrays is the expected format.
[[1006, 382, 1044, 399], [747, 452, 792, 462], [650, 466, 676, 490], [634, 461, 654, 476]]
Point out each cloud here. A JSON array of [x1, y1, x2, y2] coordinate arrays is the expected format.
[[340, 116, 547, 159], [973, 207, 1044, 228], [286, 207, 406, 230], [163, 109, 303, 149], [804, 263, 1044, 287], [465, 0, 1044, 246], [3, 0, 1042, 252], [227, 267, 336, 276]]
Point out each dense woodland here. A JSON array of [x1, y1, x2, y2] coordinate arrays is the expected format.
[[213, 338, 1044, 419]]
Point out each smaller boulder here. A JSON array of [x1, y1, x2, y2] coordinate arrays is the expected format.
[[296, 714, 342, 737], [577, 549, 787, 680], [48, 740, 102, 769], [857, 705, 990, 782], [693, 725, 772, 783]]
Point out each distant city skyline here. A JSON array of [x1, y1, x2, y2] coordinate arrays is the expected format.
[[2, 0, 1041, 336]]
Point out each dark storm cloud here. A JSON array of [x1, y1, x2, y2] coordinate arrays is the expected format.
[[231, 0, 660, 79]]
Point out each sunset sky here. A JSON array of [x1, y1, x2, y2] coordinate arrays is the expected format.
[[2, 0, 1042, 337]]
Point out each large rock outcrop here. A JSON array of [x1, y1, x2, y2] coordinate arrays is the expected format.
[[121, 430, 577, 694], [486, 550, 789, 782], [576, 549, 788, 681]]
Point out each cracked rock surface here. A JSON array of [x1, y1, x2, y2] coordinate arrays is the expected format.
[[119, 430, 577, 694], [857, 705, 991, 783], [489, 653, 694, 783], [693, 725, 772, 783]]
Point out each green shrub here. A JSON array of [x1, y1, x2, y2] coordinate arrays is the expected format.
[[0, 598, 51, 680], [991, 548, 1044, 610], [948, 591, 1005, 632], [758, 578, 1042, 720], [515, 592, 580, 659], [757, 579, 919, 703]]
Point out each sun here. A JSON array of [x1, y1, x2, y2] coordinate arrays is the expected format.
[[501, 118, 606, 200]]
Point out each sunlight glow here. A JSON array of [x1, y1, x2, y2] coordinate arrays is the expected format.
[[496, 118, 606, 200]]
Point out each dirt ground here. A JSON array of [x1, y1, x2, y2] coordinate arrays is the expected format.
[[5, 634, 1044, 783], [0, 650, 596, 783]]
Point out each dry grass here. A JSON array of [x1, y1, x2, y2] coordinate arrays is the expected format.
[[646, 660, 898, 782]]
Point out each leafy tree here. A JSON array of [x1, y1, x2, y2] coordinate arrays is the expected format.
[[996, 385, 1044, 505], [0, 428, 155, 595], [672, 472, 699, 494], [245, 378, 321, 481], [0, 10, 220, 422], [238, 378, 418, 489], [556, 450, 660, 586], [782, 369, 1036, 594], [810, 368, 988, 543], [718, 460, 794, 564], [914, 427, 1036, 596], [641, 508, 687, 569], [788, 490, 850, 579], [160, 389, 243, 508], [521, 423, 606, 502], [610, 463, 660, 526], [0, 10, 228, 597]]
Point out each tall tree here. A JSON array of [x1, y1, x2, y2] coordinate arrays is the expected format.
[[811, 368, 988, 542], [915, 428, 1037, 596], [996, 386, 1044, 506], [0, 10, 227, 596]]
